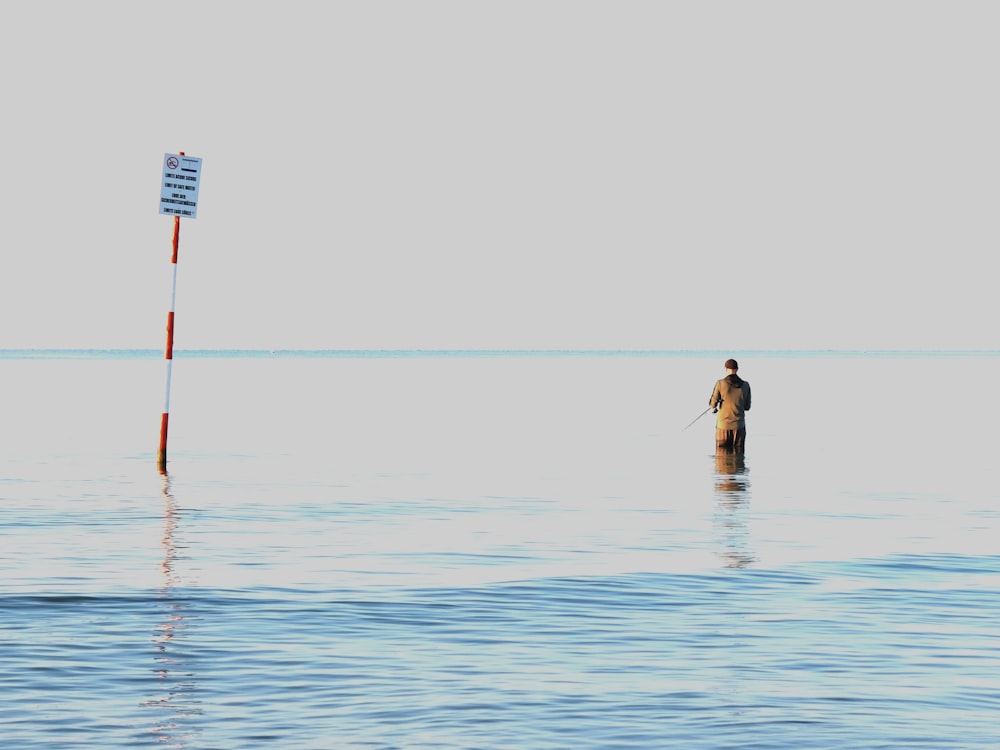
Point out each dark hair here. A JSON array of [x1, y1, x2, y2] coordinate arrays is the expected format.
[[724, 359, 738, 370]]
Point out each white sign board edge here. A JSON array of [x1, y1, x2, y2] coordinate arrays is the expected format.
[[160, 153, 202, 219]]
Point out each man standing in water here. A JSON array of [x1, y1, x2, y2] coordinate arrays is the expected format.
[[710, 358, 751, 451]]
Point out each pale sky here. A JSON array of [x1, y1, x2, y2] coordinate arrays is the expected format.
[[2, 2, 997, 351]]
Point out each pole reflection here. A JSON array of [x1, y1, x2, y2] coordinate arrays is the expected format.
[[143, 472, 201, 747], [712, 448, 756, 568]]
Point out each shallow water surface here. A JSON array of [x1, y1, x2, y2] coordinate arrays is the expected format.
[[2, 351, 999, 748]]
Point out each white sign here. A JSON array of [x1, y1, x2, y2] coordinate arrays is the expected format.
[[159, 153, 203, 219]]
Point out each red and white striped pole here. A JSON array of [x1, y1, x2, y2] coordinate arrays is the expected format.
[[157, 152, 183, 474]]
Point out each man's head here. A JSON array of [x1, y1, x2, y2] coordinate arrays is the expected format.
[[724, 358, 738, 372]]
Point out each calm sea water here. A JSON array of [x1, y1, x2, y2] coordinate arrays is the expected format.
[[2, 350, 999, 749]]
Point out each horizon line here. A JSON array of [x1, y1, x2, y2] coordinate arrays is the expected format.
[[2, 347, 999, 357]]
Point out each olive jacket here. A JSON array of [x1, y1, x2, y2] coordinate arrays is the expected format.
[[709, 374, 751, 430]]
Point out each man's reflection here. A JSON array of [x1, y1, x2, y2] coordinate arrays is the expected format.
[[713, 448, 755, 568]]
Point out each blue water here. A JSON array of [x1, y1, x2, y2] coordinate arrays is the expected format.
[[2, 350, 999, 748]]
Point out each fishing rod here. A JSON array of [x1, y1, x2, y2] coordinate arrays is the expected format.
[[682, 406, 715, 431]]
